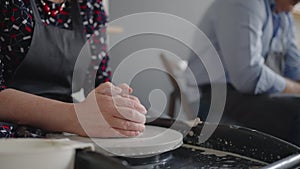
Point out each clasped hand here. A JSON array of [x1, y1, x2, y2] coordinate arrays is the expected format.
[[74, 82, 147, 137]]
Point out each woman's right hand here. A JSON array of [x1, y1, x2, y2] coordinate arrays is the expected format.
[[72, 82, 147, 138]]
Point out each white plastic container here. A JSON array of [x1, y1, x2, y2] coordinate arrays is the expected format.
[[0, 138, 94, 169]]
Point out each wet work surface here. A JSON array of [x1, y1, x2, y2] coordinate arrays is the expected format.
[[116, 121, 300, 169], [119, 144, 266, 169], [74, 121, 300, 169]]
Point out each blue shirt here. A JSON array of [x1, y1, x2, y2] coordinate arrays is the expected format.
[[187, 0, 300, 94]]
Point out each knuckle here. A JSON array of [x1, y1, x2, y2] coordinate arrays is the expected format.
[[130, 96, 141, 104], [102, 82, 113, 89], [127, 100, 135, 108], [130, 95, 139, 101], [104, 81, 112, 86], [119, 83, 128, 87], [128, 109, 136, 117], [128, 109, 143, 122], [122, 121, 131, 130]]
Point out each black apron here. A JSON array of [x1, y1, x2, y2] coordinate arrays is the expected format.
[[8, 0, 87, 103]]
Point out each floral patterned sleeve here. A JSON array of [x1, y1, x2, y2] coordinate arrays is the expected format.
[[0, 59, 5, 92], [0, 1, 5, 92], [93, 0, 111, 86], [83, 0, 111, 95], [94, 27, 111, 86]]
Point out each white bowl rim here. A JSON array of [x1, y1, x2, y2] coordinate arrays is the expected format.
[[0, 138, 93, 154]]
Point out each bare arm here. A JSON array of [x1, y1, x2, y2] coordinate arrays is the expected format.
[[0, 88, 76, 133], [0, 82, 147, 137], [283, 78, 300, 94]]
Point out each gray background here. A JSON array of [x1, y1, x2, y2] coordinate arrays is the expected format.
[[107, 1, 300, 117], [108, 0, 213, 117]]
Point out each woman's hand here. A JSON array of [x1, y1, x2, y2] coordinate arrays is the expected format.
[[72, 82, 147, 137]]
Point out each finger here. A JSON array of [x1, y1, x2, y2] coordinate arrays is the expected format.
[[109, 117, 145, 132], [112, 128, 141, 137], [112, 96, 147, 114], [120, 94, 141, 104], [95, 82, 122, 96], [113, 107, 146, 123], [121, 95, 147, 113], [118, 83, 133, 94], [85, 127, 138, 138]]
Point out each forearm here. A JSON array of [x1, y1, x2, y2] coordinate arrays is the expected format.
[[283, 78, 300, 94], [0, 89, 77, 133]]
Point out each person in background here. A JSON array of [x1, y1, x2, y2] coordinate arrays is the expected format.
[[188, 0, 300, 146], [0, 0, 147, 138]]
